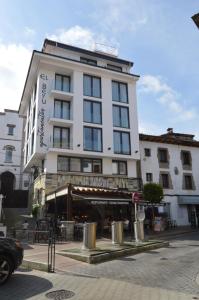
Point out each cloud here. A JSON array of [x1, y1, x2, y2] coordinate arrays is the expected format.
[[139, 75, 197, 122], [47, 26, 118, 53], [139, 120, 162, 135], [24, 27, 36, 37], [0, 42, 32, 112], [91, 0, 148, 34]]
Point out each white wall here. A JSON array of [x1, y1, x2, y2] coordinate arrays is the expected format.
[[140, 140, 199, 225], [0, 110, 29, 190], [23, 52, 140, 178]]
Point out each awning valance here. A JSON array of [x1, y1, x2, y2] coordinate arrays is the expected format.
[[178, 196, 199, 205]]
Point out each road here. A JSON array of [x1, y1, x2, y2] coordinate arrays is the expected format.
[[0, 231, 199, 299]]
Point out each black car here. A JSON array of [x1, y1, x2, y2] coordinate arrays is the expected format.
[[0, 237, 23, 285]]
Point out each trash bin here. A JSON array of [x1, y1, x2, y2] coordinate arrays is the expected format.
[[112, 221, 123, 245], [82, 222, 97, 250]]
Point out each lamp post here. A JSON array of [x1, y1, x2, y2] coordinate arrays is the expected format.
[[192, 13, 199, 29]]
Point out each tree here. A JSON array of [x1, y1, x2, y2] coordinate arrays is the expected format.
[[32, 203, 40, 219], [143, 183, 163, 204], [143, 183, 163, 228]]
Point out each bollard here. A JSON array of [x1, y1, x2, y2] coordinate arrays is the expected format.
[[112, 221, 123, 245], [134, 221, 139, 243], [82, 222, 97, 250], [138, 220, 145, 241]]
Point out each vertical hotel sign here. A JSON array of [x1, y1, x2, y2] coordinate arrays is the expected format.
[[37, 73, 48, 149]]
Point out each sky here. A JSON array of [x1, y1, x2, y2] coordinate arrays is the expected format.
[[0, 0, 198, 137]]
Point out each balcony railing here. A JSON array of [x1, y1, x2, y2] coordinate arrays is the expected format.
[[48, 141, 73, 150]]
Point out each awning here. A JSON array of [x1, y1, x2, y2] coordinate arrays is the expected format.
[[46, 187, 68, 201], [178, 196, 199, 205], [72, 193, 131, 205]]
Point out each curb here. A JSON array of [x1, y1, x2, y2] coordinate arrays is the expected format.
[[57, 241, 169, 264], [22, 259, 48, 272], [148, 229, 198, 240]]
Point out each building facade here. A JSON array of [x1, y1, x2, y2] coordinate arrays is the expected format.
[[19, 39, 141, 221], [0, 109, 29, 207], [140, 129, 199, 226]]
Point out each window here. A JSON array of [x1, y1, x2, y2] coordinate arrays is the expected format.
[[182, 151, 191, 165], [107, 64, 122, 72], [31, 132, 34, 155], [84, 127, 102, 152], [7, 125, 15, 135], [57, 156, 69, 172], [146, 173, 153, 182], [144, 148, 151, 157], [184, 175, 193, 190], [158, 149, 168, 163], [113, 105, 129, 128], [113, 131, 131, 155], [70, 158, 81, 172], [34, 82, 37, 101], [53, 127, 70, 149], [24, 181, 29, 188], [112, 81, 128, 103], [80, 57, 97, 66], [4, 145, 14, 163], [54, 100, 70, 119], [32, 106, 36, 128], [55, 74, 70, 92], [57, 156, 102, 173], [112, 161, 127, 175], [84, 100, 102, 124], [161, 173, 169, 189], [83, 74, 101, 98]]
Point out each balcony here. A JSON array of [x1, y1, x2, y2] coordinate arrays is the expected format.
[[51, 89, 73, 101], [48, 141, 73, 152], [48, 113, 73, 127]]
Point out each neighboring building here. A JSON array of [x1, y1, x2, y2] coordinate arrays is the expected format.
[[0, 109, 29, 208], [140, 128, 199, 226], [18, 39, 141, 222]]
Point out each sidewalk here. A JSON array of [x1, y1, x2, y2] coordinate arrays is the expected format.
[[146, 225, 198, 240], [0, 269, 195, 300], [22, 226, 196, 273]]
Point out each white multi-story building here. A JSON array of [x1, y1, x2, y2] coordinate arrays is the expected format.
[[19, 39, 141, 221], [140, 128, 199, 226], [0, 109, 29, 199]]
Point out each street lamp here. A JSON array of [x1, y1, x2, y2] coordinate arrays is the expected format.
[[192, 13, 199, 29]]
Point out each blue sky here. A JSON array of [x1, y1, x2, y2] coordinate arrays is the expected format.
[[0, 0, 198, 137]]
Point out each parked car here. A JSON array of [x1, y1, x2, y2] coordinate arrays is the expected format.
[[0, 237, 23, 285]]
